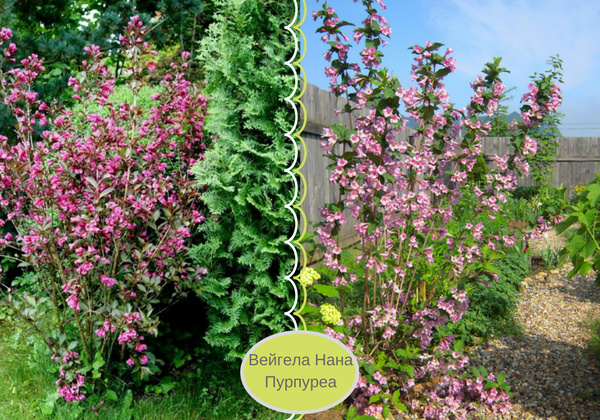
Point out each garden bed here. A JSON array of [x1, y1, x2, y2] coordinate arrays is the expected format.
[[305, 228, 600, 420]]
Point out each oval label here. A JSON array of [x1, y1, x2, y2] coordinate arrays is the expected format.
[[240, 330, 359, 414]]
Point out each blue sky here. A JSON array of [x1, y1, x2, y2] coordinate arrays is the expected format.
[[300, 0, 600, 136]]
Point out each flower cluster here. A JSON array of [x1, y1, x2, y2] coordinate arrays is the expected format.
[[296, 267, 321, 287], [320, 303, 342, 325]]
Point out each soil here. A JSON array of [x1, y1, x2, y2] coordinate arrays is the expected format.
[[303, 408, 346, 420]]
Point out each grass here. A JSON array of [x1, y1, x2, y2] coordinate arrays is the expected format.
[[585, 311, 600, 363], [0, 316, 288, 420]]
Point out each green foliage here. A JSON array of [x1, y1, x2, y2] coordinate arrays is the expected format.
[[524, 55, 564, 188], [0, 0, 216, 138], [585, 312, 600, 362], [541, 245, 560, 269], [504, 186, 566, 228], [2, 0, 213, 75], [486, 56, 564, 188], [557, 173, 600, 283], [442, 249, 529, 345], [511, 185, 540, 201], [0, 320, 288, 419], [501, 196, 529, 223], [466, 154, 488, 184], [190, 0, 296, 360], [487, 85, 516, 137]]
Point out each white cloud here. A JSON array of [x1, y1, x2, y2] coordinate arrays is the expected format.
[[428, 0, 600, 89]]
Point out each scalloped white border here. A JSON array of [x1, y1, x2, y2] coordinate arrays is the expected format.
[[284, 1, 306, 418], [284, 0, 302, 332]]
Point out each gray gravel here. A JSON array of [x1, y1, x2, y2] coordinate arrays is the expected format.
[[465, 263, 600, 420]]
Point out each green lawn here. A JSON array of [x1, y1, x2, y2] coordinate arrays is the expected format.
[[0, 318, 289, 420]]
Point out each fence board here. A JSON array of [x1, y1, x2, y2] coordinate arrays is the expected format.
[[298, 84, 417, 255], [482, 137, 600, 189]]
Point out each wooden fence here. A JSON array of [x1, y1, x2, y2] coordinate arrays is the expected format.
[[298, 83, 600, 251], [481, 137, 600, 190], [298, 83, 416, 251]]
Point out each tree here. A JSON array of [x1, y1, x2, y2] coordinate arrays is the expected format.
[[526, 55, 564, 188], [485, 56, 564, 188], [488, 86, 516, 137], [190, 0, 296, 361]]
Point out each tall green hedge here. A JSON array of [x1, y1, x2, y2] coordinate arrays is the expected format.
[[191, 0, 296, 360]]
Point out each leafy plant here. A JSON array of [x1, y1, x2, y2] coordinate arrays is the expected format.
[[585, 311, 600, 362], [487, 85, 516, 137], [466, 154, 488, 185], [443, 250, 529, 345], [541, 245, 559, 269], [557, 173, 600, 284], [0, 18, 208, 402], [307, 0, 561, 418], [521, 55, 564, 188]]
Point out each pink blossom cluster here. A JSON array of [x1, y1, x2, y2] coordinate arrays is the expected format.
[[56, 370, 86, 403], [0, 17, 208, 402], [520, 82, 562, 127], [417, 372, 511, 419]]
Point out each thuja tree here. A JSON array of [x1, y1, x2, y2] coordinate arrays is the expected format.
[[306, 1, 562, 418], [190, 0, 296, 361], [0, 18, 208, 402]]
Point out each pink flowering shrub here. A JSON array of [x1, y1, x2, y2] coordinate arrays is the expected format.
[[0, 17, 207, 402], [307, 1, 562, 418]]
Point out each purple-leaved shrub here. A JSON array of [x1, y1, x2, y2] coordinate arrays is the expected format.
[[0, 17, 207, 402]]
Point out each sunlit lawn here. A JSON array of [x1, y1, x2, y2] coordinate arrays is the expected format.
[[0, 318, 287, 420]]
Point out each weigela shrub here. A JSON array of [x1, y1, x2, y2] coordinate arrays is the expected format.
[[0, 17, 207, 402], [306, 0, 562, 418]]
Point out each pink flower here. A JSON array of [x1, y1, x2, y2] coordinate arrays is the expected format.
[[522, 136, 537, 155], [100, 275, 115, 287], [373, 371, 387, 385], [66, 294, 80, 311]]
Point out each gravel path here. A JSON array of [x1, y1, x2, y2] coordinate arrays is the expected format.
[[464, 229, 600, 420], [467, 264, 600, 419]]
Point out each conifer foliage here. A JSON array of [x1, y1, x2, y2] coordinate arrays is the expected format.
[[191, 0, 296, 360]]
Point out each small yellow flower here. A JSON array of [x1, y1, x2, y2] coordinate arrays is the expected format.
[[320, 303, 342, 325], [296, 267, 320, 287]]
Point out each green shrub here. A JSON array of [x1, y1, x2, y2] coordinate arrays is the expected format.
[[442, 249, 530, 345], [511, 186, 540, 201], [190, 0, 296, 360], [466, 154, 488, 184], [557, 173, 600, 283], [585, 312, 600, 362]]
